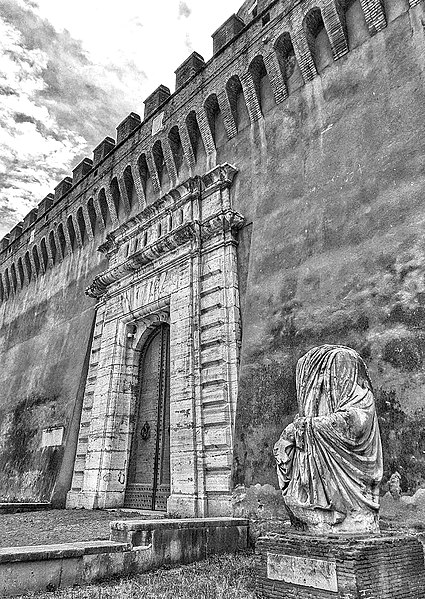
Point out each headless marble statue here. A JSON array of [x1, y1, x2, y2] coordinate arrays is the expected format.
[[274, 345, 383, 534]]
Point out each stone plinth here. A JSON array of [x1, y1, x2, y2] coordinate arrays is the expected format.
[[255, 532, 425, 599]]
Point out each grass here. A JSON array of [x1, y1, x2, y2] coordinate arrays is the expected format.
[[17, 553, 257, 599]]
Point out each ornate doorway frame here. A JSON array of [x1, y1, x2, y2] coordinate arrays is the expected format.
[[66, 164, 244, 517]]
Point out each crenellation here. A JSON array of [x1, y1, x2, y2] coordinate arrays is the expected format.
[[0, 0, 348, 277], [54, 177, 73, 203], [8, 222, 23, 244], [37, 193, 54, 218], [22, 208, 38, 232], [175, 52, 206, 90], [144, 85, 171, 120], [93, 136, 116, 166], [116, 112, 141, 145], [0, 0, 402, 279], [0, 235, 10, 253], [0, 0, 419, 421], [212, 14, 246, 55], [72, 158, 94, 185]]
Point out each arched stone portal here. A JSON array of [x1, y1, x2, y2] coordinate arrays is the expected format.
[[66, 164, 244, 517], [125, 323, 170, 511]]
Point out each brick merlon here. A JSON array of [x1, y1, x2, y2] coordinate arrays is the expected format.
[[175, 52, 205, 90], [93, 137, 116, 166], [144, 85, 171, 120], [54, 177, 73, 203], [116, 113, 141, 144], [72, 158, 94, 185]]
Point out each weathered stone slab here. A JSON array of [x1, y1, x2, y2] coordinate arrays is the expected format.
[[267, 553, 337, 591]]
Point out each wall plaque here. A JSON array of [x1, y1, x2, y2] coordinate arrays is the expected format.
[[267, 553, 338, 591], [41, 427, 65, 448], [152, 112, 165, 136]]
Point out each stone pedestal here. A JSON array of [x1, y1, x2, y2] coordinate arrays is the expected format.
[[255, 531, 425, 599]]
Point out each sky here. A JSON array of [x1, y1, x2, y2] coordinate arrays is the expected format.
[[0, 0, 245, 238]]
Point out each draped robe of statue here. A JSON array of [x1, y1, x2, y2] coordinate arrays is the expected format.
[[273, 345, 383, 534]]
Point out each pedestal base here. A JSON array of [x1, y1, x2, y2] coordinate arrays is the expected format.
[[256, 531, 425, 598]]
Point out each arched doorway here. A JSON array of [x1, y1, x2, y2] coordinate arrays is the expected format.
[[124, 323, 170, 511]]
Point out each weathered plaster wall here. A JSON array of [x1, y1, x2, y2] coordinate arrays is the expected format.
[[232, 7, 425, 501], [0, 243, 105, 503]]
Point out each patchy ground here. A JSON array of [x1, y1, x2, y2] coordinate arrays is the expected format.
[[380, 490, 425, 532], [3, 494, 425, 550], [12, 553, 257, 599], [1, 509, 146, 548]]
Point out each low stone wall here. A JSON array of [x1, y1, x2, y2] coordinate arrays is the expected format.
[[0, 517, 249, 597], [110, 517, 249, 564]]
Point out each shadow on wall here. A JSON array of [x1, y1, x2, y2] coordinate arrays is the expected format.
[[376, 388, 425, 495], [0, 394, 64, 502]]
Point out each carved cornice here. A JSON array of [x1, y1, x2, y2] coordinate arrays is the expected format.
[[86, 165, 243, 299], [98, 177, 202, 257], [98, 233, 119, 256], [200, 210, 245, 242], [86, 223, 197, 298], [97, 164, 237, 258], [202, 163, 237, 196]]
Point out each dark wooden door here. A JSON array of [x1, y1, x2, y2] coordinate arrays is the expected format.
[[124, 324, 170, 511]]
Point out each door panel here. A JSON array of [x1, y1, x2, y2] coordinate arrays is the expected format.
[[124, 324, 170, 511]]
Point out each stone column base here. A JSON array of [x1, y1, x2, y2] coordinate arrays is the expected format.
[[255, 531, 425, 598]]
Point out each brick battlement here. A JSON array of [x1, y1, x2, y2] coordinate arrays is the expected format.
[[0, 0, 420, 302]]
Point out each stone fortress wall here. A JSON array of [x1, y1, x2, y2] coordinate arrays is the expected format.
[[0, 0, 424, 509]]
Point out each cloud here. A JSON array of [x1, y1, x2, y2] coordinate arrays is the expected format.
[[0, 0, 147, 238], [178, 1, 191, 18], [0, 12, 87, 236]]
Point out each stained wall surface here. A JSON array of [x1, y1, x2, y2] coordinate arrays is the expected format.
[[0, 0, 425, 505], [0, 242, 105, 503], [233, 5, 425, 497]]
